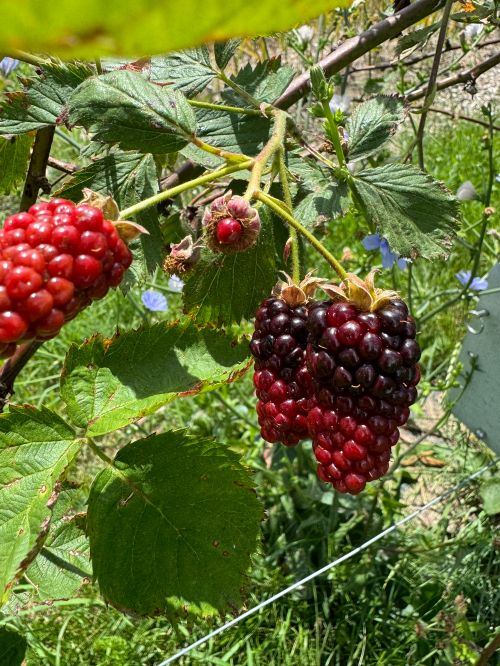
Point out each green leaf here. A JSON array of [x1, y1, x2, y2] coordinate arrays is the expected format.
[[223, 58, 296, 104], [214, 40, 241, 70], [182, 107, 271, 169], [0, 0, 349, 58], [395, 23, 439, 57], [480, 478, 500, 516], [88, 431, 262, 616], [67, 71, 196, 154], [352, 163, 460, 260], [346, 96, 406, 162], [0, 135, 33, 194], [292, 159, 350, 229], [0, 62, 93, 136], [0, 407, 78, 603], [60, 320, 251, 436], [0, 628, 26, 666], [57, 151, 162, 273], [183, 209, 276, 326], [149, 48, 215, 96], [26, 515, 91, 601]]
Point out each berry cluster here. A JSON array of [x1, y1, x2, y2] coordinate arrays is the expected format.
[[0, 199, 132, 355], [250, 276, 421, 494]]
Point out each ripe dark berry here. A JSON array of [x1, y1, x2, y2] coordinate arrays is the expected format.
[[0, 200, 133, 355], [306, 295, 420, 494]]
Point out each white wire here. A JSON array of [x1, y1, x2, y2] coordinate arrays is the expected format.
[[158, 460, 497, 666]]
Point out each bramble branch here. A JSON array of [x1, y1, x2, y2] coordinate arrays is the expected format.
[[20, 126, 55, 211], [275, 0, 445, 109], [0, 341, 43, 412]]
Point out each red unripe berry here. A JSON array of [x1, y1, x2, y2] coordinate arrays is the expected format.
[[108, 263, 125, 287], [46, 277, 75, 306], [0, 286, 12, 311], [51, 225, 80, 253], [28, 202, 52, 216], [5, 266, 43, 300], [48, 254, 73, 278], [74, 205, 104, 231], [72, 254, 103, 287], [79, 231, 108, 259], [216, 218, 244, 245], [0, 311, 28, 342], [18, 290, 54, 322], [4, 213, 34, 231], [34, 308, 65, 337], [46, 198, 74, 212], [26, 220, 53, 246], [13, 249, 45, 273]]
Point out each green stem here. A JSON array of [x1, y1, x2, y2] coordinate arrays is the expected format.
[[245, 110, 288, 199], [217, 70, 263, 109], [256, 191, 347, 280], [2, 49, 48, 67], [119, 160, 253, 219], [190, 136, 248, 163], [321, 100, 346, 168], [277, 148, 300, 283], [189, 99, 260, 117]]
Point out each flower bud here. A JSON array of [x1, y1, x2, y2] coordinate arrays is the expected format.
[[162, 235, 201, 275]]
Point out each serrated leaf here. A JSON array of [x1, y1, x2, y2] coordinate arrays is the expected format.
[[223, 58, 296, 104], [480, 478, 500, 516], [214, 40, 241, 69], [352, 163, 460, 260], [0, 407, 78, 603], [57, 151, 162, 274], [181, 107, 271, 169], [149, 48, 215, 96], [60, 320, 251, 436], [0, 628, 26, 666], [0, 62, 93, 136], [183, 209, 276, 326], [26, 515, 91, 601], [88, 431, 262, 616], [0, 135, 33, 194], [67, 71, 196, 154], [347, 96, 406, 162], [0, 0, 350, 58]]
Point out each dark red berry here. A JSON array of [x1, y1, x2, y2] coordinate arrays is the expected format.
[[216, 218, 243, 244]]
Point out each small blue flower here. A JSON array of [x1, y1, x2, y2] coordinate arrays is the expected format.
[[362, 233, 407, 270], [141, 289, 168, 312], [0, 57, 19, 76], [496, 174, 500, 183], [456, 270, 488, 291], [168, 275, 184, 293]]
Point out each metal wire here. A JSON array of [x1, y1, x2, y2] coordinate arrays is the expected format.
[[158, 460, 497, 666]]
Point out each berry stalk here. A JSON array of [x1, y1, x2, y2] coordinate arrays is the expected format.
[[277, 149, 300, 284], [119, 161, 253, 220], [255, 191, 348, 281]]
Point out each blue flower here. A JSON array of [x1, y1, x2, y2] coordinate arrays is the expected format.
[[496, 174, 500, 184], [362, 234, 407, 270], [0, 57, 19, 76], [141, 290, 168, 311], [168, 275, 184, 293], [456, 270, 488, 291]]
